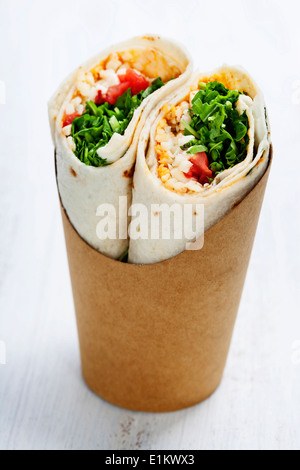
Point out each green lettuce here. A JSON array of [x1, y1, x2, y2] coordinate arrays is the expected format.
[[181, 81, 250, 175], [71, 78, 165, 167]]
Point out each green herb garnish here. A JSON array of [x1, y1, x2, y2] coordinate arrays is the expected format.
[[181, 81, 250, 175], [71, 78, 165, 167]]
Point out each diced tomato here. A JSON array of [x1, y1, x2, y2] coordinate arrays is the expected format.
[[95, 90, 106, 105], [118, 69, 150, 95], [95, 69, 150, 106], [105, 82, 133, 105], [184, 152, 213, 185], [62, 112, 81, 127], [95, 82, 131, 106]]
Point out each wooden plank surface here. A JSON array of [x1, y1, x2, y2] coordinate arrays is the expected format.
[[0, 0, 299, 451]]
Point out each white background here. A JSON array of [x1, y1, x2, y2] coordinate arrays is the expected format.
[[0, 0, 300, 451]]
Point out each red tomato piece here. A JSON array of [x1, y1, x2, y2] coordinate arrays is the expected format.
[[105, 82, 133, 105], [62, 112, 81, 127], [95, 83, 131, 106], [95, 90, 106, 105], [118, 69, 150, 95], [184, 167, 199, 180], [184, 152, 213, 185], [94, 69, 150, 106]]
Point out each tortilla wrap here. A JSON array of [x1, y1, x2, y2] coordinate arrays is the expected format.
[[128, 66, 271, 265], [49, 36, 193, 259]]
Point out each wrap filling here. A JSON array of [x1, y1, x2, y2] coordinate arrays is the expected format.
[[155, 81, 252, 193], [61, 49, 182, 167]]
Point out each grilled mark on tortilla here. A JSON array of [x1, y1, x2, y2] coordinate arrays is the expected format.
[[70, 167, 77, 178], [123, 164, 135, 178], [143, 36, 160, 41]]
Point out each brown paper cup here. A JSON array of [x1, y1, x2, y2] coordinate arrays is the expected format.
[[60, 155, 271, 413]]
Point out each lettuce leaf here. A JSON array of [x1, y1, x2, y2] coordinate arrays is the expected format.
[[181, 81, 250, 175], [71, 77, 165, 167]]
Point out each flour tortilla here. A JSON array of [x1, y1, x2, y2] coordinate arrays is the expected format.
[[49, 36, 193, 259], [128, 66, 271, 265]]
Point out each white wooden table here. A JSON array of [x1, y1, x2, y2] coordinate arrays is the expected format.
[[0, 0, 299, 451]]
